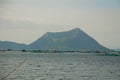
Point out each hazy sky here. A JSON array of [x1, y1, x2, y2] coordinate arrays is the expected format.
[[0, 0, 120, 49]]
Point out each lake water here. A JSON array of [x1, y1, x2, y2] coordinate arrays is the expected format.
[[0, 51, 120, 80]]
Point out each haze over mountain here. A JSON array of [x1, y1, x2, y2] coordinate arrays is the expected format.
[[29, 28, 109, 51]]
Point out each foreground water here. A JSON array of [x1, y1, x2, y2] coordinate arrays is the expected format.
[[0, 51, 120, 80]]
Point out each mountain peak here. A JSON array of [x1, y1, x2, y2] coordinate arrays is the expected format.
[[71, 28, 80, 31], [69, 28, 83, 34], [46, 28, 81, 33]]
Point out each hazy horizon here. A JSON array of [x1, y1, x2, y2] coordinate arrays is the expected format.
[[0, 0, 120, 49]]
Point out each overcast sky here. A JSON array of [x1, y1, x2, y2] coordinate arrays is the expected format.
[[0, 0, 120, 49]]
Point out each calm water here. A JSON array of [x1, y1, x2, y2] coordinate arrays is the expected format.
[[0, 51, 120, 80]]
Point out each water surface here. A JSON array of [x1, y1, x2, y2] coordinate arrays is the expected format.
[[0, 51, 120, 80]]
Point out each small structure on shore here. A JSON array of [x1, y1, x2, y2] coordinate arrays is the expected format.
[[21, 49, 27, 52]]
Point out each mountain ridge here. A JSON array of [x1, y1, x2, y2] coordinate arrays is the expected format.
[[0, 28, 109, 51], [0, 40, 28, 50]]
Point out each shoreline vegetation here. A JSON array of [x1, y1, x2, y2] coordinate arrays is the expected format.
[[0, 49, 120, 56]]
